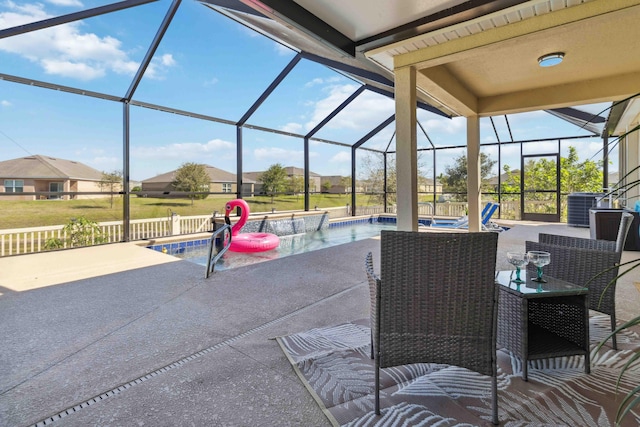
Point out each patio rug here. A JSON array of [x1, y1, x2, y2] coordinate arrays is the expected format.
[[276, 315, 640, 426]]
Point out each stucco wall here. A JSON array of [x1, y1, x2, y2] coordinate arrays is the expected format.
[[1, 179, 105, 200]]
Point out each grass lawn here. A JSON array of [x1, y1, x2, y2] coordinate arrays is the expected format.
[[1, 193, 375, 230]]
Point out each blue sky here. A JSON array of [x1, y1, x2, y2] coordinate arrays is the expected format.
[[0, 0, 614, 182]]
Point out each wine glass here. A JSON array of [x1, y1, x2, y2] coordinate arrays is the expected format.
[[507, 252, 529, 284], [527, 251, 551, 283]]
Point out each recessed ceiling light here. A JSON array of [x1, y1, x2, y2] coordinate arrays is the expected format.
[[538, 52, 565, 67]]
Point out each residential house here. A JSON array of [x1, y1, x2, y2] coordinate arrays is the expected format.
[[486, 169, 520, 192], [245, 166, 322, 194], [141, 165, 255, 197], [320, 175, 350, 194], [418, 177, 443, 194], [0, 155, 105, 200], [284, 166, 321, 193]]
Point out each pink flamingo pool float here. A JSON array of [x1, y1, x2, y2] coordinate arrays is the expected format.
[[224, 199, 280, 252]]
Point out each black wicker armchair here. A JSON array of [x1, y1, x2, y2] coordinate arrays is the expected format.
[[368, 230, 499, 424], [539, 211, 633, 253], [531, 212, 633, 349], [365, 251, 379, 360]]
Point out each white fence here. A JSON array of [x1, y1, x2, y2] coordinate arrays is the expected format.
[[0, 214, 213, 256], [0, 201, 539, 256]]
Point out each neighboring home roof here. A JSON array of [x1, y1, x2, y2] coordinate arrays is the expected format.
[[242, 171, 263, 182], [142, 165, 256, 184], [486, 170, 520, 186], [321, 175, 348, 185], [0, 155, 103, 180], [284, 166, 321, 177], [245, 166, 321, 182]]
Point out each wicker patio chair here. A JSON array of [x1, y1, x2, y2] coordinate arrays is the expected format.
[[525, 240, 622, 349], [533, 212, 633, 349], [539, 211, 634, 253], [373, 230, 499, 424], [365, 252, 379, 360]]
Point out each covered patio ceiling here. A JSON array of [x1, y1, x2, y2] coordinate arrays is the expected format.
[[205, 0, 640, 118]]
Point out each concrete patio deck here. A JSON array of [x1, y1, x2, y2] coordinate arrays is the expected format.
[[1, 222, 639, 426]]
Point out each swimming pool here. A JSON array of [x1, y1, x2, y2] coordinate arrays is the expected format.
[[152, 221, 396, 271]]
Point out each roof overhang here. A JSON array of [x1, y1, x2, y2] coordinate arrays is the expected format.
[[366, 0, 640, 117]]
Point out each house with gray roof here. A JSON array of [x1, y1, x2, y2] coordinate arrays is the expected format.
[[245, 166, 322, 194], [0, 155, 106, 200], [141, 165, 255, 197]]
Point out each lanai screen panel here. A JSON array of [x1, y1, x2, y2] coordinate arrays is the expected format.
[[247, 58, 355, 134], [0, 80, 123, 230], [130, 106, 237, 217], [0, 1, 165, 96], [132, 1, 298, 121], [312, 89, 395, 145]]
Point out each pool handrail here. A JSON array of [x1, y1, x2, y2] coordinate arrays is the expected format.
[[205, 224, 232, 278]]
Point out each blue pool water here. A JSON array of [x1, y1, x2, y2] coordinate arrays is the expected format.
[[151, 220, 396, 271]]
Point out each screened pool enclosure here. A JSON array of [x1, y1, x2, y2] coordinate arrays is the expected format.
[[0, 0, 627, 246]]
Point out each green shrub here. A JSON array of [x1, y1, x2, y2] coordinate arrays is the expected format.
[[44, 216, 106, 250]]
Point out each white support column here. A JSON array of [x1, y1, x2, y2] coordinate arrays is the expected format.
[[467, 115, 481, 232], [395, 66, 418, 231], [625, 122, 640, 207]]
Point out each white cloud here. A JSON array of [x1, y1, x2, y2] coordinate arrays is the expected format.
[[132, 138, 235, 160], [0, 2, 173, 81], [330, 151, 350, 163], [274, 43, 293, 56], [2, 1, 44, 16], [204, 77, 219, 86], [41, 58, 105, 80], [305, 77, 324, 88], [423, 116, 466, 135], [144, 53, 177, 80], [280, 122, 303, 133], [302, 84, 395, 132], [253, 147, 304, 163], [47, 0, 83, 6], [304, 76, 343, 88], [160, 53, 175, 67], [1, 100, 11, 107], [238, 25, 259, 38]]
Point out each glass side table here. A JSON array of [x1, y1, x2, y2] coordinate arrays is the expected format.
[[495, 270, 590, 381]]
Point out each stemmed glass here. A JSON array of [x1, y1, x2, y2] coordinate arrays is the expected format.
[[527, 251, 551, 283], [507, 252, 529, 284]]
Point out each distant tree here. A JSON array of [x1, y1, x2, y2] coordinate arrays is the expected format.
[[359, 153, 397, 206], [501, 146, 603, 216], [360, 153, 430, 206], [501, 146, 602, 195], [261, 163, 288, 203], [99, 170, 123, 208], [289, 175, 305, 196], [439, 153, 496, 201], [322, 181, 332, 193], [340, 176, 352, 193], [172, 162, 210, 205]]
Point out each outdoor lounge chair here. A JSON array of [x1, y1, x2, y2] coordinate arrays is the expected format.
[[430, 202, 501, 231], [428, 202, 491, 227], [531, 212, 633, 349], [368, 230, 499, 424]]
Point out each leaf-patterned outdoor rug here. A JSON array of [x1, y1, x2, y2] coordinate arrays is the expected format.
[[276, 315, 640, 426]]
